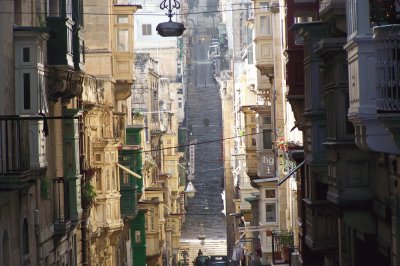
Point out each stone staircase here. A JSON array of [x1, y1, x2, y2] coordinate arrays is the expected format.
[[180, 239, 228, 264]]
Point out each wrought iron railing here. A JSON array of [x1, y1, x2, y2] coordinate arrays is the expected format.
[[272, 230, 294, 264], [374, 25, 400, 112], [0, 118, 30, 175]]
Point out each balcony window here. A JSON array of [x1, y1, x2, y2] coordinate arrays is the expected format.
[[344, 93, 355, 135], [325, 91, 336, 139], [117, 15, 129, 24], [142, 24, 152, 36], [23, 73, 31, 110], [23, 48, 30, 62], [96, 175, 102, 190], [265, 202, 277, 223], [263, 129, 272, 149], [251, 128, 257, 146], [67, 28, 73, 55], [263, 117, 271, 125], [66, 0, 72, 18], [265, 188, 276, 199], [117, 29, 129, 52], [135, 231, 141, 243], [106, 169, 110, 191], [259, 2, 270, 10], [260, 15, 272, 36]]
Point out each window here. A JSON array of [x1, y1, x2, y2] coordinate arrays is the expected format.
[[263, 130, 272, 149], [23, 73, 31, 110], [128, 134, 139, 145], [106, 169, 110, 190], [260, 15, 272, 36], [96, 175, 102, 190], [117, 29, 129, 51], [67, 28, 73, 54], [178, 102, 182, 108], [251, 128, 257, 146], [259, 1, 270, 10], [23, 47, 30, 62], [265, 189, 276, 199], [117, 15, 128, 24], [263, 117, 271, 125], [135, 231, 141, 243], [112, 168, 116, 190], [265, 203, 277, 223], [149, 208, 155, 232], [142, 24, 152, 36]]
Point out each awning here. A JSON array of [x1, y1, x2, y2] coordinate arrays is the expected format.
[[117, 163, 142, 179], [277, 160, 305, 186]]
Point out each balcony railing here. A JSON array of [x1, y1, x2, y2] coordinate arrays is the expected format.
[[0, 118, 30, 189], [272, 231, 294, 264], [374, 25, 400, 112]]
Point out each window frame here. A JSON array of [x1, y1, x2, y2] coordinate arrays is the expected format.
[[142, 24, 152, 36]]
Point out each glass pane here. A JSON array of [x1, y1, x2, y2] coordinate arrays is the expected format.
[[260, 16, 271, 36], [265, 203, 276, 222], [263, 130, 272, 149], [117, 29, 129, 51], [265, 189, 276, 198], [23, 73, 31, 109], [117, 15, 128, 24], [23, 47, 30, 62]]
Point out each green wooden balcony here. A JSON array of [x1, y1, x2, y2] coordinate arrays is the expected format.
[[0, 118, 31, 191]]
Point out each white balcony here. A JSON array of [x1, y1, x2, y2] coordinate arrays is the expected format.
[[344, 0, 400, 154]]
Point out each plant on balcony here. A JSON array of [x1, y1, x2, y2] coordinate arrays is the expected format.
[[83, 167, 99, 179], [82, 183, 96, 206], [279, 234, 293, 262]]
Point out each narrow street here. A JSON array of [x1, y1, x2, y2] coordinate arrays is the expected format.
[[180, 1, 227, 258]]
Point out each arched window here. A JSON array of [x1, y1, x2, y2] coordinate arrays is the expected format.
[[22, 219, 29, 255], [3, 231, 10, 266]]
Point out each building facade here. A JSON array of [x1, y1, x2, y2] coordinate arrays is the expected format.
[[285, 0, 400, 265]]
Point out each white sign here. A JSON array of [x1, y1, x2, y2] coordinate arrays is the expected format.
[[263, 156, 275, 176]]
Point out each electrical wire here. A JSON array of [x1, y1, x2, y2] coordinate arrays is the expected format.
[[0, 6, 285, 16], [141, 131, 262, 153]]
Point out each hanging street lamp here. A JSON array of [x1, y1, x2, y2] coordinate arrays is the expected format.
[[184, 180, 196, 198], [156, 0, 186, 37]]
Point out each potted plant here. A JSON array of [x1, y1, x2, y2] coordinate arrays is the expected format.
[[83, 167, 99, 178], [82, 183, 96, 207], [280, 234, 293, 262]]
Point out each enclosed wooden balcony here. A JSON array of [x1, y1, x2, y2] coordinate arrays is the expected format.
[[118, 146, 141, 220], [46, 17, 74, 68], [0, 118, 31, 191], [345, 2, 400, 153], [304, 199, 337, 252]]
